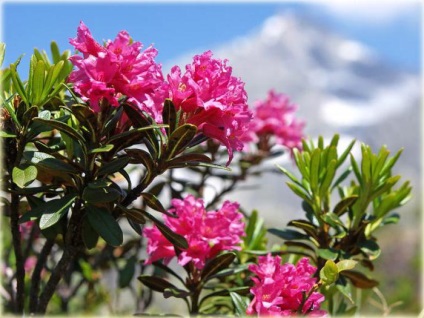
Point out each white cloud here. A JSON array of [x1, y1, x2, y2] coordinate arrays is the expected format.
[[318, 0, 419, 24]]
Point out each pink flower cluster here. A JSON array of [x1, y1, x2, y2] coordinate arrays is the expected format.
[[244, 90, 304, 151], [143, 195, 245, 269], [68, 23, 252, 164], [168, 51, 252, 164], [247, 254, 326, 316], [69, 21, 166, 115]]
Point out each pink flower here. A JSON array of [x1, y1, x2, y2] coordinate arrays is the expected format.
[[68, 21, 166, 118], [247, 254, 326, 316], [243, 90, 305, 152], [143, 195, 245, 270], [167, 51, 252, 164]]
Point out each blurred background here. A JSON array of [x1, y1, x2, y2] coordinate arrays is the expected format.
[[1, 0, 422, 315]]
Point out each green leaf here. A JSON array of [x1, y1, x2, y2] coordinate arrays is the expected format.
[[119, 256, 137, 288], [333, 196, 358, 216], [201, 252, 236, 281], [358, 240, 381, 260], [89, 144, 114, 154], [268, 228, 310, 241], [309, 148, 321, 192], [32, 118, 86, 146], [340, 270, 379, 289], [230, 291, 249, 316], [82, 218, 99, 249], [12, 165, 37, 188], [138, 275, 177, 293], [0, 131, 17, 138], [116, 205, 146, 224], [162, 98, 177, 135], [125, 148, 154, 173], [287, 219, 319, 240], [0, 43, 5, 67], [82, 186, 121, 203], [140, 192, 169, 215], [86, 205, 123, 247], [31, 59, 46, 105], [38, 194, 77, 230], [336, 260, 357, 272], [317, 248, 339, 261], [166, 153, 212, 169], [320, 259, 339, 285], [50, 41, 61, 63], [163, 287, 192, 299], [142, 210, 188, 250], [98, 157, 130, 176], [165, 124, 197, 159]]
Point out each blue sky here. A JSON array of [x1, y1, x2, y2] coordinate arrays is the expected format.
[[1, 1, 421, 74]]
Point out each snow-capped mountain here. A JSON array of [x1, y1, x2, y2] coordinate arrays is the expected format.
[[167, 13, 421, 226]]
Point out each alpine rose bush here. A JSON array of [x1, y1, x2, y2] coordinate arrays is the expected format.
[[244, 89, 304, 151], [247, 254, 326, 316], [143, 195, 245, 269], [167, 51, 252, 164], [69, 21, 167, 116]]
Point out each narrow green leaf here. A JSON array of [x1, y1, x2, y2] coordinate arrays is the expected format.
[[166, 124, 197, 159], [201, 252, 236, 281], [82, 218, 99, 249], [268, 228, 310, 241], [86, 205, 123, 246], [310, 148, 321, 192], [50, 41, 61, 63], [119, 256, 137, 288], [89, 144, 114, 154], [32, 118, 86, 145], [12, 165, 37, 188], [163, 287, 192, 299], [143, 210, 188, 250], [336, 139, 356, 168], [31, 59, 46, 105], [333, 196, 358, 216], [0, 43, 5, 67], [24, 151, 78, 174], [230, 291, 249, 316], [162, 98, 177, 135], [140, 192, 168, 214], [138, 275, 177, 293], [166, 153, 212, 169]]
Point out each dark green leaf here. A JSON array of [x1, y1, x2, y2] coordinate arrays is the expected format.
[[201, 252, 236, 281], [333, 196, 358, 216], [268, 228, 310, 241], [287, 219, 319, 240], [86, 205, 123, 246], [32, 118, 86, 145], [98, 157, 130, 176], [140, 192, 171, 216], [82, 218, 99, 249], [162, 99, 177, 135], [358, 240, 381, 260], [24, 151, 78, 174], [163, 287, 192, 299], [166, 153, 212, 169], [125, 148, 154, 172], [119, 256, 137, 288], [82, 186, 121, 203], [165, 124, 197, 159], [138, 275, 177, 293], [143, 210, 188, 250]]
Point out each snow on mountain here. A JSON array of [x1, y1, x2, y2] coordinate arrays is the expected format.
[[166, 13, 421, 226]]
